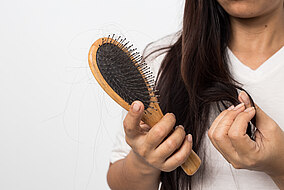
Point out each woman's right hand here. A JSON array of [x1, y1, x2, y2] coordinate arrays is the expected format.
[[123, 100, 193, 173]]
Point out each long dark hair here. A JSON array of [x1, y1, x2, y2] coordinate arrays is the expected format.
[[143, 0, 256, 189]]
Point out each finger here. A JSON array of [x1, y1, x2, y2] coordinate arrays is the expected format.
[[139, 121, 151, 132], [208, 105, 234, 138], [123, 101, 145, 138], [228, 107, 258, 155], [145, 113, 176, 149], [208, 105, 234, 161], [140, 123, 151, 132], [162, 134, 193, 172], [238, 91, 252, 108], [210, 103, 245, 161], [155, 125, 186, 159], [209, 103, 243, 140]]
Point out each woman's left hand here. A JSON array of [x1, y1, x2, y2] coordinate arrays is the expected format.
[[208, 91, 284, 188]]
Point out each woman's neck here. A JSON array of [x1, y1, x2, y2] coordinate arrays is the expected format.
[[229, 6, 284, 70]]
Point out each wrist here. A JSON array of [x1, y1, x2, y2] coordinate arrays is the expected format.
[[126, 150, 161, 177]]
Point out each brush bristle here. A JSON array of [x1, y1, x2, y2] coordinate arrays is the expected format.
[[95, 35, 158, 111]]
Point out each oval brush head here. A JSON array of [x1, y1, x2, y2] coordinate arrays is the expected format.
[[95, 35, 155, 111], [88, 34, 201, 175]]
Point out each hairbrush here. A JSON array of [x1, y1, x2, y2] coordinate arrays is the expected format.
[[88, 34, 201, 175]]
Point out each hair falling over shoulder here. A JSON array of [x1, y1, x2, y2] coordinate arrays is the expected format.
[[143, 1, 256, 189]]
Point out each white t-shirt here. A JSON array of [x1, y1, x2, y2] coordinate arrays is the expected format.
[[110, 46, 284, 190]]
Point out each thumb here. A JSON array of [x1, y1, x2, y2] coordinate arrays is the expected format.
[[238, 91, 270, 129], [123, 101, 145, 138], [238, 91, 278, 133], [238, 90, 252, 108]]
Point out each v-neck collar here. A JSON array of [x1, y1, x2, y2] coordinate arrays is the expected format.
[[228, 46, 284, 83]]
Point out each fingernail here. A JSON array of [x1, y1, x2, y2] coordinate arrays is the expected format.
[[175, 125, 184, 130], [233, 102, 244, 110], [244, 107, 255, 113], [227, 105, 235, 110], [140, 124, 151, 131], [187, 134, 192, 142], [240, 91, 250, 105], [132, 102, 140, 112]]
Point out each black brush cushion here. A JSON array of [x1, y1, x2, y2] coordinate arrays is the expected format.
[[96, 42, 151, 109]]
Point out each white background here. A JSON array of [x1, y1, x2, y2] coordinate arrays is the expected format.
[[0, 0, 183, 189]]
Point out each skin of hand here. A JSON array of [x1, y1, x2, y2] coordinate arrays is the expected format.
[[123, 100, 193, 173], [208, 91, 284, 188]]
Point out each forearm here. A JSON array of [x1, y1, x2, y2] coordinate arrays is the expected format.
[[107, 150, 161, 190]]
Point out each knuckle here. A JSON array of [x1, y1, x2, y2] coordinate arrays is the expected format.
[[212, 132, 224, 142], [123, 119, 130, 131], [124, 128, 132, 136], [138, 147, 148, 158], [208, 129, 213, 139], [123, 119, 128, 128], [124, 127, 133, 136], [151, 127, 165, 139], [165, 139, 177, 150], [173, 154, 184, 164], [228, 131, 240, 140]]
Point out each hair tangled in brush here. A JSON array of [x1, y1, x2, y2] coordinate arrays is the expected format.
[[142, 1, 256, 189]]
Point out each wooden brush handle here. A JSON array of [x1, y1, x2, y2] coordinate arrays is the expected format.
[[142, 101, 201, 176], [181, 150, 201, 175]]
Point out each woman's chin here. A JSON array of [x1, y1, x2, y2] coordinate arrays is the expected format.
[[217, 0, 281, 19], [224, 5, 263, 18], [228, 11, 262, 19]]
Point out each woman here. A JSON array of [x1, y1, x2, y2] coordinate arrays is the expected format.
[[107, 0, 284, 189]]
